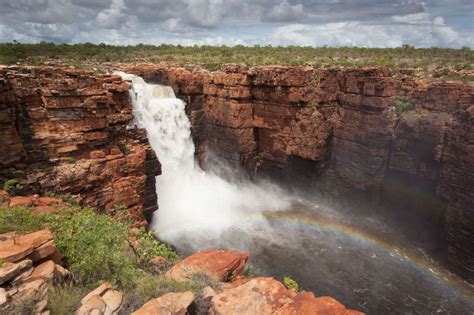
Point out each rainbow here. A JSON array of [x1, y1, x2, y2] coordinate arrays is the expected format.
[[157, 209, 474, 300]]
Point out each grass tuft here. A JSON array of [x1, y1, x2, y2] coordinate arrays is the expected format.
[[283, 276, 301, 291]]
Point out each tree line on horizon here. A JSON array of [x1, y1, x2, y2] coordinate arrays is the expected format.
[[0, 41, 472, 80]]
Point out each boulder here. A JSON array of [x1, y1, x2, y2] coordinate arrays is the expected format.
[[166, 249, 249, 282], [209, 277, 364, 315], [132, 291, 195, 315], [0, 242, 33, 263], [16, 230, 53, 249], [54, 264, 71, 280], [102, 290, 123, 315], [75, 294, 107, 315], [11, 266, 34, 284], [12, 278, 48, 304], [29, 240, 58, 262], [27, 260, 56, 282], [0, 288, 9, 307], [80, 283, 112, 305], [0, 229, 71, 313], [8, 196, 34, 207], [0, 259, 32, 285], [0, 230, 56, 263], [275, 293, 356, 315], [210, 277, 295, 314], [75, 283, 123, 315]]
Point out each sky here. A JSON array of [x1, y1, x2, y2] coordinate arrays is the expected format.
[[0, 0, 472, 48]]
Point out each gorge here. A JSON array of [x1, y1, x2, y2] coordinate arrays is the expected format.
[[1, 64, 473, 313]]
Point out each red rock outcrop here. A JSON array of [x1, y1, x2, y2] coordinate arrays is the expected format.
[[166, 249, 249, 282], [75, 282, 124, 315], [118, 63, 473, 283], [209, 277, 361, 315], [132, 291, 195, 315], [0, 230, 71, 313], [0, 66, 160, 222]]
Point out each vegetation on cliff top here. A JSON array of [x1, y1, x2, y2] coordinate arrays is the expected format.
[[1, 42, 473, 81]]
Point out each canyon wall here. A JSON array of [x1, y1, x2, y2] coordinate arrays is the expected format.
[[119, 64, 473, 283], [1, 64, 472, 282], [0, 66, 160, 223]]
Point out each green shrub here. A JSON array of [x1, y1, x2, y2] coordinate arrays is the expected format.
[[394, 96, 415, 116], [39, 163, 53, 172], [0, 206, 46, 233], [0, 259, 4, 267], [3, 179, 23, 194], [64, 157, 76, 164], [243, 264, 258, 277], [0, 195, 7, 203], [283, 276, 300, 291], [110, 204, 130, 222], [118, 143, 129, 155], [12, 170, 25, 179], [135, 229, 180, 267], [49, 208, 138, 286]]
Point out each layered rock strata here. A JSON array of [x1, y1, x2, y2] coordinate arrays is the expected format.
[[118, 64, 474, 283], [0, 66, 160, 222]]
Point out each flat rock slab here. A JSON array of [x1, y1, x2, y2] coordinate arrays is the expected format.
[[0, 230, 54, 263], [132, 291, 195, 315], [0, 259, 32, 285], [166, 249, 249, 282], [210, 277, 295, 314]]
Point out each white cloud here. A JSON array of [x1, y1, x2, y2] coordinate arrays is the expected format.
[[269, 13, 473, 48], [266, 1, 306, 22], [95, 0, 128, 29], [0, 0, 472, 47]]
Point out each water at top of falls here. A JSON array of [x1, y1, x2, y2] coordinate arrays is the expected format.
[[119, 73, 196, 173], [116, 72, 291, 235]]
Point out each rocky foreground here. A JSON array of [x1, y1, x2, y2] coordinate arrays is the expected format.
[[0, 192, 363, 314]]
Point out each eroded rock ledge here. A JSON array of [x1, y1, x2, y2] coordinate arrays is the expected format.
[[118, 63, 473, 283], [0, 66, 159, 222]]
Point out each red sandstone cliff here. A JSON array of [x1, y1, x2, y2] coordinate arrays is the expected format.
[[0, 66, 159, 222], [1, 64, 472, 283], [118, 63, 474, 283]]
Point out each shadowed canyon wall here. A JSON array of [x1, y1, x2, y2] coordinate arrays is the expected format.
[[0, 66, 159, 223], [120, 64, 474, 283]]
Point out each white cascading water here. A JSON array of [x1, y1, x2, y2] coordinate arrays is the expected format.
[[116, 72, 291, 241]]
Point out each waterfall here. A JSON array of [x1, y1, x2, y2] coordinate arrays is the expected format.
[[116, 72, 290, 240]]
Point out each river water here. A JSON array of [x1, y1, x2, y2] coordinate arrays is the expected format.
[[118, 72, 474, 314]]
